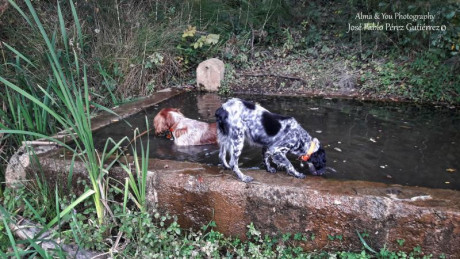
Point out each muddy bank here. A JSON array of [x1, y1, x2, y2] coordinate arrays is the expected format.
[[221, 52, 459, 108]]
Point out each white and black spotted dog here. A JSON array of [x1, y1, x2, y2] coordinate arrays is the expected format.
[[215, 98, 326, 182]]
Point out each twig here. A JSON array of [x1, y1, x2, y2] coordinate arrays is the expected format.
[[0, 100, 5, 155], [250, 26, 255, 59], [140, 38, 148, 96], [240, 73, 307, 83], [22, 141, 60, 146], [115, 0, 122, 43], [127, 128, 154, 146]]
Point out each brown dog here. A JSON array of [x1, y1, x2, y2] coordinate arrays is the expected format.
[[153, 108, 217, 146]]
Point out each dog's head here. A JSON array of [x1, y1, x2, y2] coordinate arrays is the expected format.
[[153, 108, 183, 135], [307, 147, 327, 175], [299, 138, 327, 175]]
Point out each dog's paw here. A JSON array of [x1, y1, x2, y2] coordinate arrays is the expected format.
[[240, 175, 254, 183], [296, 173, 306, 179], [266, 167, 277, 174]]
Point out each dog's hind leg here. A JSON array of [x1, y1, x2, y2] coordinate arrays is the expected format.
[[229, 128, 253, 183], [271, 149, 306, 179]]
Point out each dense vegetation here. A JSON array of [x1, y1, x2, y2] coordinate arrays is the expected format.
[[0, 0, 457, 257]]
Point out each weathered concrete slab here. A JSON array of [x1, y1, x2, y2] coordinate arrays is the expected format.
[[147, 159, 460, 257]]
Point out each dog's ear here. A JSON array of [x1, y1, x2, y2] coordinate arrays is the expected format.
[[154, 108, 176, 134], [312, 138, 320, 153]]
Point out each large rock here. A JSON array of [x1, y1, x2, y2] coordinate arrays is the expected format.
[[5, 144, 59, 187], [196, 58, 225, 92]]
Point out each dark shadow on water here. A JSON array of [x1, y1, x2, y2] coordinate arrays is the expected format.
[[93, 92, 460, 190]]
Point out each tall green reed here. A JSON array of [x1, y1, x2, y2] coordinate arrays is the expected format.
[[0, 0, 118, 225], [120, 119, 150, 212]]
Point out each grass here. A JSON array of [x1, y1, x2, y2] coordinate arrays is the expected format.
[[1, 1, 458, 104]]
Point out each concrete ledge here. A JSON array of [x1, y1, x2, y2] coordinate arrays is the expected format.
[[148, 159, 459, 256], [6, 148, 460, 256]]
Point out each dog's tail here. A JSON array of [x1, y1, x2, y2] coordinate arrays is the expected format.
[[215, 107, 229, 135]]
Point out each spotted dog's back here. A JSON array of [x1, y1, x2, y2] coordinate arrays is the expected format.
[[217, 98, 300, 146]]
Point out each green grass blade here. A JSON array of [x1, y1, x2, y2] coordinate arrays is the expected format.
[[24, 0, 64, 77], [69, 212, 82, 247], [7, 0, 32, 26], [46, 189, 95, 229], [356, 230, 377, 254], [67, 153, 77, 189], [123, 178, 129, 214], [0, 206, 21, 259], [0, 77, 69, 132], [27, 241, 51, 258], [22, 199, 46, 226], [69, 0, 83, 55], [120, 163, 141, 199], [57, 1, 69, 54], [1, 42, 36, 68]]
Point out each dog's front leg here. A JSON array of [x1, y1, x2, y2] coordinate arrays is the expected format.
[[306, 162, 319, 175], [271, 150, 306, 179], [262, 147, 276, 173], [219, 144, 231, 169]]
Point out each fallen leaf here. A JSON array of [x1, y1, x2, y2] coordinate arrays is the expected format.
[[334, 147, 342, 152], [446, 168, 456, 173], [369, 138, 377, 143]]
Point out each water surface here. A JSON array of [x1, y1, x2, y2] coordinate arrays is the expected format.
[[93, 92, 460, 190]]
